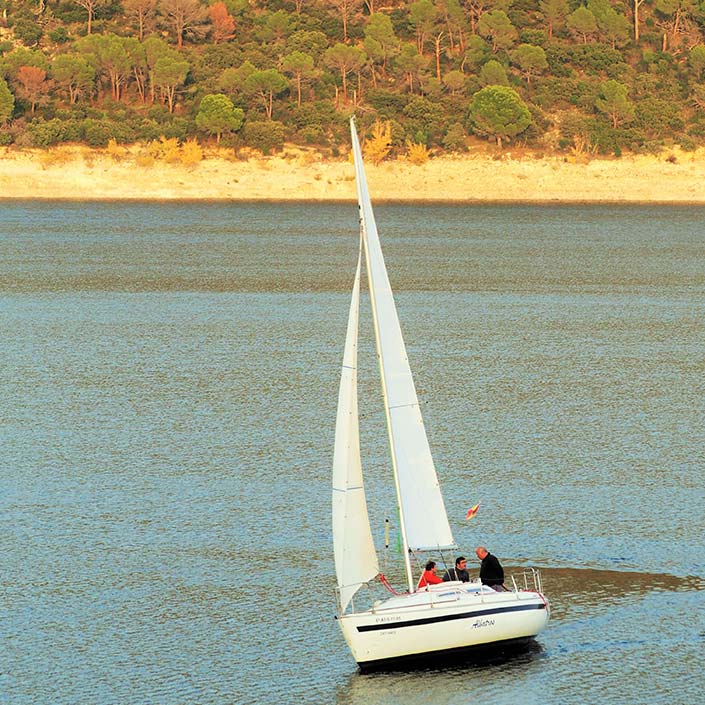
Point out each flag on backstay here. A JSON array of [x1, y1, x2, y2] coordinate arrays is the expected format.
[[465, 503, 480, 521]]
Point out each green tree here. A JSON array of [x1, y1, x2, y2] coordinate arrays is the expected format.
[[463, 35, 490, 71], [286, 30, 329, 61], [219, 60, 256, 96], [323, 43, 366, 102], [567, 6, 598, 44], [689, 45, 705, 79], [143, 37, 172, 103], [255, 9, 290, 45], [76, 34, 132, 101], [436, 0, 468, 55], [468, 84, 532, 148], [539, 0, 570, 39], [153, 56, 190, 113], [1, 48, 49, 83], [402, 94, 444, 142], [595, 79, 634, 128], [599, 9, 630, 48], [510, 44, 547, 84], [195, 93, 243, 142], [51, 54, 95, 104], [394, 42, 428, 93], [442, 69, 466, 94], [409, 0, 437, 56], [0, 77, 14, 126], [363, 12, 398, 80], [242, 119, 285, 154], [479, 59, 509, 86], [588, 0, 630, 48], [243, 68, 288, 119], [122, 37, 147, 103], [442, 122, 467, 151], [13, 17, 43, 46], [281, 51, 316, 108], [478, 10, 518, 53]]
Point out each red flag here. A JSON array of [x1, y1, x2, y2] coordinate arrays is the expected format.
[[465, 503, 480, 520]]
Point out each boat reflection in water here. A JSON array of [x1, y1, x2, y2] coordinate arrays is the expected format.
[[335, 640, 545, 705]]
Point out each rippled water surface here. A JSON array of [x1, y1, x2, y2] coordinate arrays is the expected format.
[[2, 201, 704, 705]]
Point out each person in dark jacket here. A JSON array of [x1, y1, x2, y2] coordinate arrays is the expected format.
[[442, 556, 470, 582], [475, 546, 506, 590]]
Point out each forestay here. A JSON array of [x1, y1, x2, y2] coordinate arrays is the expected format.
[[332, 241, 379, 612], [350, 119, 455, 553]]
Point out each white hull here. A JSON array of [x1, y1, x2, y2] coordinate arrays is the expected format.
[[338, 581, 549, 670]]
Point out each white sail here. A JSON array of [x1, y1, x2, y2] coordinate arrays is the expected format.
[[350, 118, 455, 554], [332, 242, 379, 612]]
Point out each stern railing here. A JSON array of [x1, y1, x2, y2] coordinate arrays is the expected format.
[[510, 567, 543, 594]]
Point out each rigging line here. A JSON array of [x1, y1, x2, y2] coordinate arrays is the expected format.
[[387, 402, 420, 411]]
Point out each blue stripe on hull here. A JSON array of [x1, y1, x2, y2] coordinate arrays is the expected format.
[[357, 602, 546, 632]]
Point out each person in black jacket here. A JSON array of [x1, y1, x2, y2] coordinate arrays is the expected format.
[[442, 556, 470, 582], [475, 546, 506, 591]]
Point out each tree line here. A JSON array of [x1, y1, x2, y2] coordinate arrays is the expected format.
[[1, 0, 705, 156]]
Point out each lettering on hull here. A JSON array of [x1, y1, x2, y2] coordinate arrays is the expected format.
[[357, 603, 546, 633]]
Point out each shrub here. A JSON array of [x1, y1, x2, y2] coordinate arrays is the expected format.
[[26, 118, 82, 147], [135, 152, 155, 167], [82, 119, 112, 147], [106, 138, 126, 161], [180, 139, 203, 167], [519, 29, 548, 46], [406, 140, 430, 165], [81, 118, 134, 147], [363, 120, 392, 164], [148, 136, 180, 161], [442, 122, 467, 152], [366, 89, 408, 119], [242, 120, 285, 154], [13, 18, 43, 46], [634, 98, 684, 138], [299, 125, 325, 144], [402, 96, 444, 143], [48, 27, 71, 44]]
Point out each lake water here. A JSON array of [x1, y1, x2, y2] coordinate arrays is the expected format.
[[1, 201, 704, 705]]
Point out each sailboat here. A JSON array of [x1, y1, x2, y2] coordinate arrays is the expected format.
[[332, 117, 549, 671]]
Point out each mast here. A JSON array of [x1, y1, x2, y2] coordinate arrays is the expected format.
[[350, 118, 415, 593]]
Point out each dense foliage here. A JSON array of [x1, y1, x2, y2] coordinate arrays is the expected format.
[[2, 0, 705, 155]]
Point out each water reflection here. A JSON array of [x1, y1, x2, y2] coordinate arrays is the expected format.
[[530, 566, 705, 621], [337, 642, 545, 705]]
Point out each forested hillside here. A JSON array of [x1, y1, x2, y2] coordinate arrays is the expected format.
[[1, 0, 705, 155]]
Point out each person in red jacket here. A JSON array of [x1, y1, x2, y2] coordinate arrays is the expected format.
[[417, 560, 444, 589]]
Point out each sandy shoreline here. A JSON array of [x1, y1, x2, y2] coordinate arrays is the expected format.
[[2, 144, 705, 203]]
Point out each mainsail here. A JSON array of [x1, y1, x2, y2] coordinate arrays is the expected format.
[[349, 118, 455, 562], [332, 241, 379, 612]]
